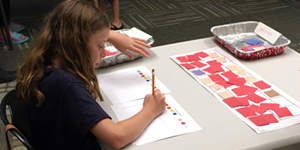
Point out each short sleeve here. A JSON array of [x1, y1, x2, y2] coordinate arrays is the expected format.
[[62, 82, 110, 137]]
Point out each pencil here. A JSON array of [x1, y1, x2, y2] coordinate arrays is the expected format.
[[152, 69, 155, 95]]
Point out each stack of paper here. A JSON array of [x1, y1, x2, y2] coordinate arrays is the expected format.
[[97, 66, 202, 145]]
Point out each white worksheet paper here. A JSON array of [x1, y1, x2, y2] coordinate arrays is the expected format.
[[111, 94, 202, 145], [170, 47, 300, 134], [97, 66, 171, 105]]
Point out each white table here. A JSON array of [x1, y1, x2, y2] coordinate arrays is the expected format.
[[96, 37, 300, 150]]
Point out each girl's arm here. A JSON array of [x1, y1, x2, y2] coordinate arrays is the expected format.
[[90, 89, 165, 149], [92, 0, 98, 7], [107, 30, 152, 60]]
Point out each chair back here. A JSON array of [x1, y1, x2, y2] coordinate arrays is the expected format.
[[0, 90, 32, 143]]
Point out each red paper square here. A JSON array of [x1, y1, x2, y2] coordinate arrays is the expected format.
[[262, 114, 278, 123], [176, 56, 190, 62], [249, 104, 268, 114], [194, 51, 209, 58], [216, 80, 232, 88], [180, 63, 195, 69], [260, 103, 280, 110], [232, 85, 258, 96], [110, 52, 118, 55], [236, 107, 257, 117], [223, 97, 249, 107], [186, 55, 201, 61], [190, 61, 206, 68], [247, 93, 266, 103], [105, 49, 118, 56], [223, 97, 241, 107], [203, 67, 215, 74], [273, 107, 293, 117], [210, 65, 224, 73], [253, 80, 271, 90], [222, 71, 238, 79], [237, 97, 250, 106], [207, 60, 222, 66], [208, 74, 225, 82], [249, 45, 263, 47], [248, 115, 270, 126], [227, 77, 246, 86], [241, 47, 248, 51]]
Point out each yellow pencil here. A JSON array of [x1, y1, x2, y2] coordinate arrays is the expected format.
[[152, 69, 155, 95]]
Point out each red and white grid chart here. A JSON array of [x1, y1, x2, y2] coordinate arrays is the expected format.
[[170, 47, 300, 134]]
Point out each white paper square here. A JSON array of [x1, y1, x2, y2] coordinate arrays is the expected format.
[[287, 105, 300, 116], [272, 96, 292, 107]]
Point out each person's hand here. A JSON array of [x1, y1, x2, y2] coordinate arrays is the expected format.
[[143, 89, 166, 117], [108, 30, 151, 60]]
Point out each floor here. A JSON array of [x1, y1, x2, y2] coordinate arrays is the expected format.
[[1, 0, 300, 149]]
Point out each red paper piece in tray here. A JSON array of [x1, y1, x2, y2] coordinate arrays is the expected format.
[[194, 51, 209, 58], [232, 85, 258, 96], [203, 67, 215, 74], [249, 104, 268, 114], [249, 114, 278, 126], [180, 63, 195, 69], [236, 107, 257, 117], [210, 65, 224, 73], [207, 60, 222, 66], [247, 93, 266, 103], [216, 80, 232, 88], [273, 107, 293, 118], [176, 56, 190, 62], [105, 49, 118, 56], [241, 47, 248, 51], [222, 71, 238, 80], [253, 80, 271, 90], [227, 77, 246, 86], [223, 97, 249, 108], [186, 54, 201, 61], [110, 52, 118, 55], [190, 61, 206, 68], [249, 45, 263, 47], [208, 74, 225, 82], [260, 103, 280, 110]]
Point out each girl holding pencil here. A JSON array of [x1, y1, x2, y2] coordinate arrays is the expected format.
[[16, 0, 165, 149]]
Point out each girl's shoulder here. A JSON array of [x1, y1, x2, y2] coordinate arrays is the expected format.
[[42, 68, 82, 87]]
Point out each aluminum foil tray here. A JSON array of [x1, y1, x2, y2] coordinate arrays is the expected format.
[[98, 28, 154, 68], [210, 21, 291, 60]]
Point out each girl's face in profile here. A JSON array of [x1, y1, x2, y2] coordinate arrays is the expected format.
[[88, 29, 110, 68]]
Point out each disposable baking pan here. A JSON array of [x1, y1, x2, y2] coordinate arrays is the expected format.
[[210, 21, 290, 60]]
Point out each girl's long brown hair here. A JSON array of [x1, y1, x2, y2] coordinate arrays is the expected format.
[[16, 0, 110, 106]]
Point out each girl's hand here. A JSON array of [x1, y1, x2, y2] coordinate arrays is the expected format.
[[108, 30, 151, 60], [143, 89, 166, 117]]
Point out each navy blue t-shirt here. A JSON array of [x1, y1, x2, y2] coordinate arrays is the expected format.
[[28, 68, 110, 150]]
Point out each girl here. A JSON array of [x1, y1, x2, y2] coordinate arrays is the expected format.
[[16, 0, 166, 149]]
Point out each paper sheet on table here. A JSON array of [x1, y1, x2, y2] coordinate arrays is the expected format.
[[97, 66, 170, 105], [170, 47, 300, 134], [123, 27, 152, 41], [111, 94, 202, 145]]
